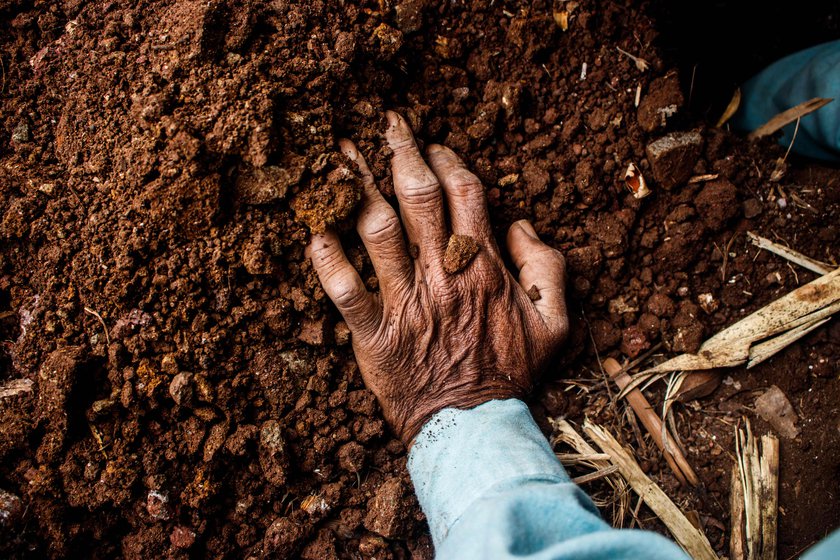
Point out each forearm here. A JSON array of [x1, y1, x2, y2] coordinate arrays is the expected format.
[[407, 399, 689, 560]]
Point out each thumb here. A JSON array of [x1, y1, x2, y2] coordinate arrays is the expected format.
[[506, 220, 568, 337]]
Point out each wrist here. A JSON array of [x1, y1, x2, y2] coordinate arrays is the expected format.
[[396, 385, 528, 445]]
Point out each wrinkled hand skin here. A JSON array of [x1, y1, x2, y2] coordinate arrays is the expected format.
[[308, 111, 569, 445]]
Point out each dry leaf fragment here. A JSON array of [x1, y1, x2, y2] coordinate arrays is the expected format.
[[498, 173, 519, 186], [754, 385, 799, 439], [749, 97, 833, 139], [553, 11, 569, 30], [716, 88, 741, 128], [624, 162, 651, 199]]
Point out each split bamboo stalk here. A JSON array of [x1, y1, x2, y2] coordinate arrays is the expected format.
[[730, 465, 746, 560], [735, 420, 779, 560], [584, 420, 719, 560], [603, 357, 700, 488]]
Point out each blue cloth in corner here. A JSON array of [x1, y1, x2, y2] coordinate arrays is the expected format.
[[732, 39, 840, 162], [407, 399, 689, 559]]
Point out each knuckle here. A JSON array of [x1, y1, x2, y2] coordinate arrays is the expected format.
[[400, 178, 442, 206], [447, 170, 483, 197], [314, 245, 345, 273], [331, 272, 366, 308], [362, 210, 402, 245], [390, 138, 418, 157]]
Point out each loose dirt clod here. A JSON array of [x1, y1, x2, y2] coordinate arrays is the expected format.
[[442, 234, 480, 274], [645, 131, 704, 189]]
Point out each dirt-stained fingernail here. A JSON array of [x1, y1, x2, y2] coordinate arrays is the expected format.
[[338, 138, 358, 160], [385, 110, 401, 128], [427, 143, 446, 154], [516, 220, 538, 239]]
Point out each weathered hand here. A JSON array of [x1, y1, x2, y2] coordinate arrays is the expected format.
[[308, 111, 568, 444]]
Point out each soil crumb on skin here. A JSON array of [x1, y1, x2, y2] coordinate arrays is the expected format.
[[526, 285, 541, 301], [443, 234, 480, 274]]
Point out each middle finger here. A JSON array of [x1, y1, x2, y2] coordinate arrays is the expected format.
[[384, 111, 448, 270]]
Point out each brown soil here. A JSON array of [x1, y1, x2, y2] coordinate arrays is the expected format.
[[0, 1, 837, 559]]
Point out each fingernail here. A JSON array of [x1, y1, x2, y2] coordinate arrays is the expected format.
[[338, 138, 358, 160], [427, 143, 445, 154], [385, 110, 401, 128], [516, 220, 538, 239]]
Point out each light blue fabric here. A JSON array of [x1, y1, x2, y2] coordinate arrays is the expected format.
[[733, 39, 840, 162], [803, 529, 840, 560], [407, 399, 689, 559]]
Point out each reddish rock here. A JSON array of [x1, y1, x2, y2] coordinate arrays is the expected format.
[[170, 526, 196, 549], [522, 160, 550, 197], [337, 442, 365, 473], [235, 158, 305, 205], [395, 0, 426, 34], [646, 293, 676, 318], [0, 489, 23, 533], [363, 477, 410, 539], [645, 132, 704, 189], [298, 316, 329, 346], [667, 302, 705, 353], [146, 490, 171, 521], [259, 420, 290, 486], [620, 325, 650, 358]]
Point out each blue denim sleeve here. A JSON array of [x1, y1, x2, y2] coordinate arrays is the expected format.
[[407, 399, 690, 560], [732, 39, 840, 162]]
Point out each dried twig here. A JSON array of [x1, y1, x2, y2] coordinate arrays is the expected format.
[[556, 452, 611, 465], [572, 465, 620, 485], [603, 357, 700, 487], [584, 421, 719, 560], [731, 464, 747, 560], [550, 418, 632, 526], [747, 231, 833, 276], [83, 306, 111, 346], [616, 47, 649, 71], [749, 97, 833, 139], [688, 173, 720, 184]]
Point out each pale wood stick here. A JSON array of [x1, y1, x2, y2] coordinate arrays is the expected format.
[[584, 421, 719, 560], [555, 452, 611, 464], [572, 465, 620, 485], [747, 232, 833, 276], [603, 357, 700, 487]]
